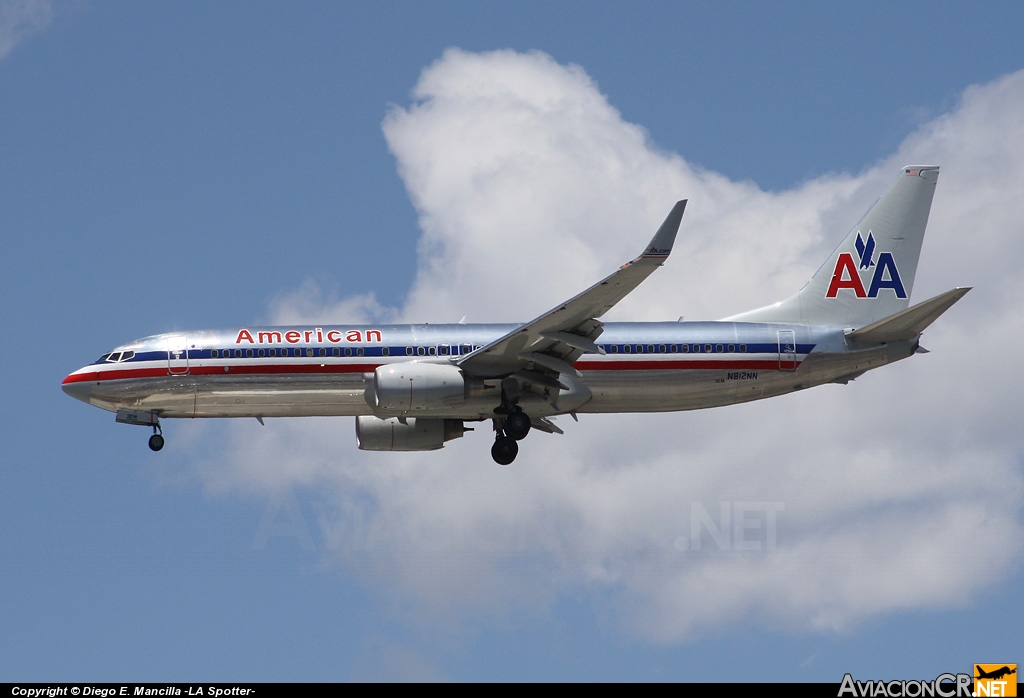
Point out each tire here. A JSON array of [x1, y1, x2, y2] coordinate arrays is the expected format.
[[148, 434, 165, 452], [504, 410, 531, 440], [490, 436, 518, 465]]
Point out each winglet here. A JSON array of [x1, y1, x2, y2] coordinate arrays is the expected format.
[[642, 200, 687, 261]]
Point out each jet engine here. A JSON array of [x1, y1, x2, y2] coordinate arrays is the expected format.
[[355, 416, 468, 451], [373, 363, 465, 411]]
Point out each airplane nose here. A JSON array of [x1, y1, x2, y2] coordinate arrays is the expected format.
[[62, 372, 94, 404]]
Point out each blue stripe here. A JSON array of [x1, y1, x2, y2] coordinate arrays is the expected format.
[[104, 341, 815, 365]]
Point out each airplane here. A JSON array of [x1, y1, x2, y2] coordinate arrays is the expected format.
[[975, 666, 1017, 681], [63, 165, 969, 465]]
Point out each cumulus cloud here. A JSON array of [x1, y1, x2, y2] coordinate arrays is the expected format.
[[0, 0, 54, 61], [190, 49, 1024, 642]]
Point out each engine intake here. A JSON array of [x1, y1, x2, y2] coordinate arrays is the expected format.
[[355, 416, 467, 451]]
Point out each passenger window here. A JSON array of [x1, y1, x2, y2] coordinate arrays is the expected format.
[[693, 345, 701, 353], [306, 348, 314, 357], [257, 349, 265, 358], [683, 344, 689, 353], [382, 347, 390, 357], [659, 344, 666, 353], [246, 349, 254, 358], [647, 345, 655, 353], [439, 345, 449, 356], [343, 347, 351, 357], [624, 345, 631, 354], [269, 348, 276, 357], [670, 344, 677, 353], [319, 348, 327, 357], [417, 347, 426, 356], [610, 345, 618, 353], [462, 344, 472, 354], [740, 344, 747, 352], [428, 347, 436, 356], [728, 344, 735, 352], [356, 347, 364, 357], [716, 344, 723, 353], [235, 349, 242, 358], [406, 347, 414, 356], [704, 344, 712, 353], [211, 350, 219, 358]]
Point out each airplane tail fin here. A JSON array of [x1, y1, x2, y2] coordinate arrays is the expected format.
[[726, 166, 940, 328]]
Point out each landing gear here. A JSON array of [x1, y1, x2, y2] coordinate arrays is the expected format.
[[115, 410, 165, 452], [503, 409, 531, 440], [490, 386, 533, 464], [491, 435, 518, 465], [490, 405, 531, 464], [148, 421, 164, 452]]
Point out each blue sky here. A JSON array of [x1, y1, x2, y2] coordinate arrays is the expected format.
[[2, 1, 1023, 681]]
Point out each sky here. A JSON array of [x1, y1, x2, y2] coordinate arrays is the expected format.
[[1, 0, 1023, 682]]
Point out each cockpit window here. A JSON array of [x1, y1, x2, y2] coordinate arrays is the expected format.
[[97, 353, 111, 363], [106, 352, 122, 362], [120, 351, 135, 361]]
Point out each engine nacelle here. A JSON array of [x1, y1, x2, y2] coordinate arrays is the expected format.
[[373, 363, 465, 411], [355, 416, 467, 451]]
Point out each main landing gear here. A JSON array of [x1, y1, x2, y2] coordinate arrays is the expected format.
[[491, 406, 531, 465]]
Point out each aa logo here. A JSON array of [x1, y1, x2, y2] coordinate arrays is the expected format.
[[975, 664, 1017, 697], [825, 231, 907, 299]]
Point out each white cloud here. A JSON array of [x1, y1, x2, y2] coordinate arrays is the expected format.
[[189, 49, 1024, 642], [0, 0, 54, 61]]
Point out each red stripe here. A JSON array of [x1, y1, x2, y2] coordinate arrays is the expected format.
[[62, 363, 383, 384], [575, 359, 797, 371], [64, 357, 801, 385]]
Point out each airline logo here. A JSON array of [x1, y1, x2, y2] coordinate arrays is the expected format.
[[643, 245, 672, 259], [974, 664, 1017, 697], [235, 327, 383, 345], [826, 231, 907, 299]]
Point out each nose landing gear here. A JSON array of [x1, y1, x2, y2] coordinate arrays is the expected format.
[[115, 409, 164, 451]]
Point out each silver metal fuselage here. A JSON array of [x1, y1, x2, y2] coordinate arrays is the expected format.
[[62, 322, 913, 421]]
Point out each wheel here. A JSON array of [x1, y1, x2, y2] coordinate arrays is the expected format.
[[148, 434, 165, 452], [504, 410, 531, 440], [490, 436, 518, 465]]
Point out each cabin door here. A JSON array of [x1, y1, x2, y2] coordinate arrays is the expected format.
[[167, 335, 190, 375], [778, 329, 797, 371]]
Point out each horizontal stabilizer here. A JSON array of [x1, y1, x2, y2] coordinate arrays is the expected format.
[[845, 287, 970, 343]]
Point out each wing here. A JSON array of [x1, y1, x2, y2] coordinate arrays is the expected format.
[[459, 200, 687, 379]]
